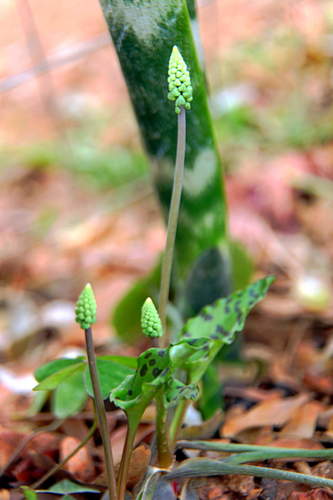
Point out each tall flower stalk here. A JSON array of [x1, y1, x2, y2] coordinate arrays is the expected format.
[[159, 46, 192, 347], [155, 47, 193, 465]]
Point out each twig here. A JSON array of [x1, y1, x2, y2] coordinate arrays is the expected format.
[[0, 419, 64, 477], [15, 0, 63, 135], [31, 419, 97, 489]]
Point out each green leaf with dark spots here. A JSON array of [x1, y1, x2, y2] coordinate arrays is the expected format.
[[180, 276, 274, 343], [164, 378, 199, 407], [110, 347, 170, 415], [171, 277, 274, 383]]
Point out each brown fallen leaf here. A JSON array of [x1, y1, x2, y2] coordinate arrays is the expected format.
[[192, 477, 228, 500], [280, 401, 323, 439], [312, 461, 333, 479], [224, 474, 257, 497], [303, 373, 333, 395], [294, 461, 312, 475], [288, 489, 333, 500], [181, 411, 224, 440], [222, 394, 309, 437], [60, 436, 95, 482], [0, 429, 25, 469], [126, 443, 151, 488], [11, 451, 55, 483], [29, 432, 59, 459]]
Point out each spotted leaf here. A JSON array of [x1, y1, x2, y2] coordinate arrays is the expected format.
[[110, 347, 170, 414], [180, 276, 274, 344], [171, 277, 274, 383], [164, 378, 199, 407]]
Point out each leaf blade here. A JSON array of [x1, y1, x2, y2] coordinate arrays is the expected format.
[[33, 362, 85, 391], [34, 357, 84, 383]]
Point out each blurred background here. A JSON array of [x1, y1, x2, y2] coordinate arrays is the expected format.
[[1, 0, 333, 407]]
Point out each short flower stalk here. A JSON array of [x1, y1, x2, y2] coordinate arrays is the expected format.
[[75, 284, 118, 500]]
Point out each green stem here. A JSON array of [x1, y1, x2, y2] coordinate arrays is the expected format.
[[155, 391, 173, 468], [166, 460, 333, 489], [84, 327, 117, 500], [177, 440, 333, 460], [169, 400, 189, 448], [159, 107, 186, 347], [31, 419, 97, 489], [117, 414, 140, 500]]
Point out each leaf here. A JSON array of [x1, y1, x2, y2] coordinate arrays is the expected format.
[[170, 277, 274, 384], [110, 347, 170, 416], [34, 358, 84, 382], [198, 364, 222, 420], [60, 436, 95, 482], [27, 390, 49, 416], [98, 354, 137, 369], [111, 260, 160, 343], [136, 467, 163, 500], [33, 362, 85, 391], [222, 394, 309, 438], [180, 276, 275, 343], [164, 378, 199, 407], [21, 486, 37, 500], [280, 401, 323, 439], [229, 239, 253, 290], [180, 479, 201, 500], [165, 458, 333, 489], [84, 357, 135, 399], [52, 367, 87, 418], [126, 443, 151, 488], [37, 479, 99, 494], [180, 410, 224, 440]]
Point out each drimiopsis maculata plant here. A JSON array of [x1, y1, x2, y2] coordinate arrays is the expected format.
[[33, 46, 274, 500]]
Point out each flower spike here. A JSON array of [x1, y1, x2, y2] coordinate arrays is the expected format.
[[141, 297, 163, 338], [168, 46, 193, 114], [75, 283, 97, 330]]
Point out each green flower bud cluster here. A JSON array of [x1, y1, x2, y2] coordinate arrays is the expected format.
[[75, 283, 97, 330], [141, 298, 163, 338], [168, 45, 193, 114]]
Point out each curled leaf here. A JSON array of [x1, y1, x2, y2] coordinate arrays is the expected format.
[[110, 348, 170, 415]]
